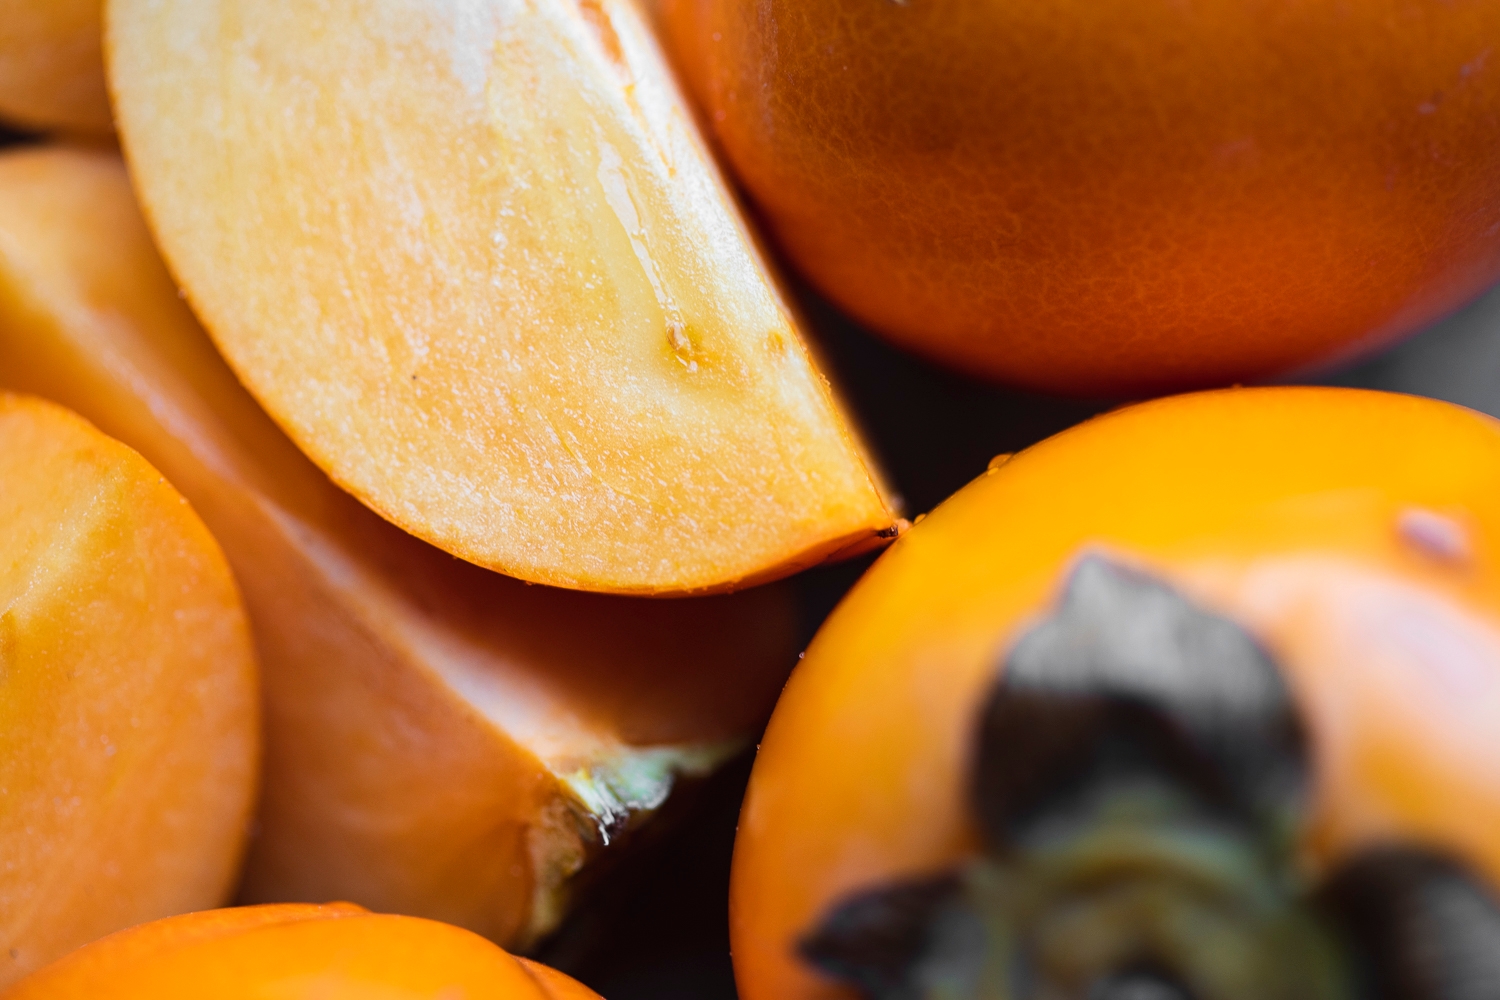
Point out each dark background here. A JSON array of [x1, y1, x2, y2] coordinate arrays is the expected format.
[[7, 119, 1500, 998]]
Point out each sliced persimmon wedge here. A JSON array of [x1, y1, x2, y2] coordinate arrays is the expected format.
[[0, 144, 801, 948], [0, 393, 258, 987], [106, 0, 899, 594]]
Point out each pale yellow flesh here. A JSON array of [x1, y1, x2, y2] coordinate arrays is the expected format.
[[0, 0, 112, 134], [106, 0, 896, 594], [0, 146, 800, 946]]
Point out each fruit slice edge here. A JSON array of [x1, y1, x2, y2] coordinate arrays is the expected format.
[[107, 0, 899, 594]]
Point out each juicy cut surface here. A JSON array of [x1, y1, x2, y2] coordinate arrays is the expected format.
[[0, 395, 258, 987], [107, 0, 897, 594]]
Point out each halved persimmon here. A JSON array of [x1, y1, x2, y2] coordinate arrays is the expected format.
[[106, 0, 899, 594], [733, 387, 1500, 1000], [0, 394, 258, 987], [2, 904, 601, 999], [0, 144, 801, 947]]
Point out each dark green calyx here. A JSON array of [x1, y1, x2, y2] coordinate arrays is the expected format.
[[1318, 847, 1500, 1000], [799, 554, 1500, 1000], [800, 873, 968, 1000], [803, 785, 1347, 1000], [974, 555, 1308, 849], [1089, 967, 1195, 1000]]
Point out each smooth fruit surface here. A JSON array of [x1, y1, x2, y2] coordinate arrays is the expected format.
[[107, 0, 898, 593], [732, 387, 1500, 999], [2, 903, 603, 999], [0, 144, 800, 947], [0, 0, 110, 134], [661, 0, 1500, 394], [0, 394, 258, 987]]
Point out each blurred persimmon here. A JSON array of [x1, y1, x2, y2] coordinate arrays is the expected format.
[[1, 904, 601, 999], [0, 0, 110, 134], [733, 387, 1500, 1000], [658, 0, 1500, 395], [0, 394, 257, 987]]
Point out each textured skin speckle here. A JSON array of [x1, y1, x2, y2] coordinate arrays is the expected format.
[[662, 0, 1500, 394]]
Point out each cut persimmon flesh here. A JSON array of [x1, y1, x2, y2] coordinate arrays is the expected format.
[[0, 0, 112, 134], [0, 393, 258, 988], [0, 145, 799, 947], [106, 0, 899, 594]]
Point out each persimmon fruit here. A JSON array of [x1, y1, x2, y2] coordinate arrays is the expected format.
[[733, 386, 1500, 1000], [0, 144, 799, 947], [0, 1, 110, 135], [106, 0, 900, 594], [658, 0, 1500, 394], [0, 394, 258, 988], [1, 903, 602, 999]]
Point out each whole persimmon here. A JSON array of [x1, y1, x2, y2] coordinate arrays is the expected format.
[[0, 394, 258, 988], [1, 903, 601, 999], [659, 0, 1500, 394], [733, 387, 1500, 1000]]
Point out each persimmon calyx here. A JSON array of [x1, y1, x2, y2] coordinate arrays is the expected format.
[[799, 555, 1500, 1000]]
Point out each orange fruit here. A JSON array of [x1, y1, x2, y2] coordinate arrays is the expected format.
[[0, 394, 258, 987], [732, 386, 1500, 999], [0, 142, 800, 947], [658, 0, 1500, 394], [106, 0, 900, 594], [0, 0, 111, 134], [2, 904, 601, 999]]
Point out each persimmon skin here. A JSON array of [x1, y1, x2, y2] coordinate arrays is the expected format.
[[0, 0, 110, 134], [0, 395, 258, 988], [1, 904, 602, 999], [732, 387, 1500, 1000], [665, 0, 1500, 394]]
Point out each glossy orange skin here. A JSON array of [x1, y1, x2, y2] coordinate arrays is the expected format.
[[662, 0, 1500, 394], [1, 904, 602, 999], [732, 387, 1500, 1000]]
